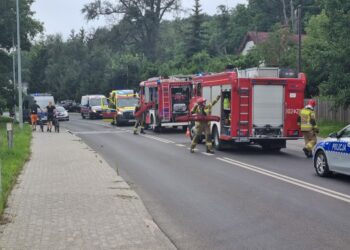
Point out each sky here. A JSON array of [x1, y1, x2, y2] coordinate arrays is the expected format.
[[32, 0, 247, 39]]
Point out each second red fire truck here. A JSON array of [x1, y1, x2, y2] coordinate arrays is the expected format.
[[139, 76, 193, 132], [189, 67, 307, 150]]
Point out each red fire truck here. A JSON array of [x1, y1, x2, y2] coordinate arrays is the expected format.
[[139, 76, 193, 132], [189, 67, 307, 150]]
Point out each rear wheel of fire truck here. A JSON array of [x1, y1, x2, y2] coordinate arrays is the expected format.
[[213, 126, 224, 151]]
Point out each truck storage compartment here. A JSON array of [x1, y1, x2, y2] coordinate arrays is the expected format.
[[252, 85, 284, 137]]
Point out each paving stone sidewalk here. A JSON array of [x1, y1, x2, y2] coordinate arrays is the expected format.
[[0, 131, 176, 250]]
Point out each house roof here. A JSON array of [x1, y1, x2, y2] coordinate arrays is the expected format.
[[237, 31, 305, 54]]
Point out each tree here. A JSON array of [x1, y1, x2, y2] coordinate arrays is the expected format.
[[253, 24, 297, 68], [316, 1, 350, 106], [302, 1, 350, 105], [0, 0, 42, 50], [82, 0, 180, 60], [185, 0, 206, 57], [209, 5, 230, 56], [0, 0, 42, 111]]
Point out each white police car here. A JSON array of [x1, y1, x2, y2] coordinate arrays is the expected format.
[[314, 125, 350, 177]]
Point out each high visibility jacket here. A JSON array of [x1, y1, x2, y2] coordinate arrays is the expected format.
[[223, 97, 230, 110], [299, 108, 318, 132]]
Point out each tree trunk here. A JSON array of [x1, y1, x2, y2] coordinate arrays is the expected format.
[[281, 0, 289, 26]]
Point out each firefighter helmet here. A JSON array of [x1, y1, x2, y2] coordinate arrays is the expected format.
[[307, 99, 316, 107], [197, 97, 206, 104]]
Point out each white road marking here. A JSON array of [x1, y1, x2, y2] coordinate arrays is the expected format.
[[176, 144, 186, 147], [187, 148, 198, 151], [201, 152, 214, 156], [73, 131, 127, 135], [141, 134, 175, 144], [217, 157, 350, 204]]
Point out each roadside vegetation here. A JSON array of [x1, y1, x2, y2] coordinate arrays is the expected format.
[[0, 117, 32, 214], [318, 120, 348, 138]]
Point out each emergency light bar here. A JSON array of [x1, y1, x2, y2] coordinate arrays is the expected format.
[[31, 93, 52, 96]]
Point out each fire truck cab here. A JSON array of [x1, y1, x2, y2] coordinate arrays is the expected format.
[[190, 67, 307, 150], [140, 76, 192, 132]]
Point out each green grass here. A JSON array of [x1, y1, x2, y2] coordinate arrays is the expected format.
[[318, 120, 348, 138], [0, 118, 32, 214]]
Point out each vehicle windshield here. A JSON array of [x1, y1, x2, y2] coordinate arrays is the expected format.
[[117, 97, 139, 107], [56, 106, 65, 112], [171, 86, 191, 104], [340, 126, 350, 138], [35, 96, 55, 108], [89, 98, 107, 106]]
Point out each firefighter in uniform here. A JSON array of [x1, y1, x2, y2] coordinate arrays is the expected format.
[[133, 101, 145, 135], [298, 99, 319, 158], [190, 95, 221, 154], [110, 92, 117, 125]]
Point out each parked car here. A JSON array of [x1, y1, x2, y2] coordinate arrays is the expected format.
[[60, 100, 80, 112], [314, 125, 350, 177], [80, 95, 107, 119], [56, 106, 69, 121]]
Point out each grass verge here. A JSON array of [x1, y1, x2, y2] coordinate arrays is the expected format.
[[318, 120, 348, 138], [0, 117, 32, 215]]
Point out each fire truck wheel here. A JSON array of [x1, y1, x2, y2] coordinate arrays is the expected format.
[[213, 126, 224, 151], [81, 113, 85, 119]]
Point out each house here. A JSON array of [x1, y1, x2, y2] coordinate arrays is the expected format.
[[237, 31, 303, 55]]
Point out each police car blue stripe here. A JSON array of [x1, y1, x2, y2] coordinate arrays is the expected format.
[[317, 141, 350, 154]]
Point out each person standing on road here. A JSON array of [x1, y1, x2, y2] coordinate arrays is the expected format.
[[190, 95, 221, 154], [30, 100, 42, 131], [298, 99, 319, 158], [133, 101, 145, 135], [46, 101, 56, 132], [110, 92, 117, 125]]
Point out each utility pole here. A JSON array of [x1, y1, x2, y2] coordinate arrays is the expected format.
[[12, 36, 16, 121], [297, 0, 303, 74], [16, 0, 23, 128]]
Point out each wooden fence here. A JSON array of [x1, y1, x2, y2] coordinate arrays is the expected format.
[[313, 99, 350, 124]]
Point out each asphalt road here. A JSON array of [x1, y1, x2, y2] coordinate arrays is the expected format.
[[62, 113, 350, 250]]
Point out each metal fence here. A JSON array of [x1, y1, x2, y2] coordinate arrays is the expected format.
[[313, 99, 350, 124]]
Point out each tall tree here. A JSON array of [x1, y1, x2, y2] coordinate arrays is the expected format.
[[82, 0, 179, 60], [305, 0, 350, 106], [253, 24, 297, 67], [0, 0, 42, 50], [214, 5, 230, 55], [185, 0, 205, 57], [0, 0, 42, 111]]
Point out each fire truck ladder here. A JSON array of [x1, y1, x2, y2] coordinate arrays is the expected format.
[[162, 84, 171, 121], [237, 87, 250, 142]]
